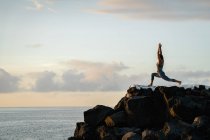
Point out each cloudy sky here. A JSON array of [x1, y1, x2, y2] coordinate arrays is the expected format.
[[1, 0, 210, 107]]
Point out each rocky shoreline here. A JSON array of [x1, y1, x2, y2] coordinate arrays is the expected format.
[[68, 85, 210, 140]]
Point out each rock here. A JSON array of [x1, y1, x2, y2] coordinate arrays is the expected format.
[[84, 105, 114, 127], [97, 126, 118, 140], [97, 126, 141, 140], [170, 96, 206, 123], [159, 86, 185, 99], [114, 97, 127, 112], [163, 119, 193, 140], [125, 96, 167, 128], [126, 86, 141, 97], [138, 88, 154, 96], [192, 116, 209, 130], [74, 122, 96, 140], [142, 129, 159, 140], [196, 85, 206, 91], [69, 85, 210, 140], [68, 137, 76, 140], [105, 111, 127, 127], [113, 127, 141, 139], [122, 132, 141, 140], [192, 115, 210, 139], [204, 100, 210, 117]]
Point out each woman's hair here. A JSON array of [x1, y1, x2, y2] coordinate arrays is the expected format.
[[160, 54, 163, 60]]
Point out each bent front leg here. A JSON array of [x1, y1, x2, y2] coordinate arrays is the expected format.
[[149, 73, 161, 86], [151, 73, 160, 81]]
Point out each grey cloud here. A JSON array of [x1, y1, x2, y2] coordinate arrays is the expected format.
[[92, 0, 210, 20], [61, 70, 86, 91], [168, 71, 210, 85], [0, 68, 19, 92], [32, 61, 143, 92], [32, 70, 146, 92], [32, 71, 59, 92]]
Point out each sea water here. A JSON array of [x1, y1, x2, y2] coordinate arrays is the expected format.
[[0, 107, 89, 140]]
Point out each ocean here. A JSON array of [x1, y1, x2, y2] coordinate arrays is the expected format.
[[0, 107, 89, 140]]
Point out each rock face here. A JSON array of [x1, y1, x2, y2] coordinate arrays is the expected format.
[[68, 85, 210, 140]]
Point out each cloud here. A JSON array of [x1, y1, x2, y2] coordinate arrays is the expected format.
[[29, 60, 210, 92], [65, 60, 129, 81], [168, 71, 210, 85], [91, 0, 210, 20], [0, 68, 20, 92], [32, 60, 145, 91], [1, 60, 210, 92], [27, 0, 57, 13], [26, 43, 43, 48], [32, 0, 44, 10], [32, 71, 59, 91]]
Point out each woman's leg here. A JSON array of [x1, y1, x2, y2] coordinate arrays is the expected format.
[[149, 73, 160, 86], [159, 71, 181, 85]]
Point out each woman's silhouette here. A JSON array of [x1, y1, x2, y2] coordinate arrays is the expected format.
[[148, 43, 181, 86]]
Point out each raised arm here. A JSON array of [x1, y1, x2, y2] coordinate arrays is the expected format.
[[158, 43, 162, 55], [157, 43, 163, 61]]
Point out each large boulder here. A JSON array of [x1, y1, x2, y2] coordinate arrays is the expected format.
[[170, 96, 207, 123], [69, 85, 210, 140], [159, 86, 185, 99], [97, 126, 140, 140], [105, 111, 127, 127], [84, 105, 114, 127], [97, 126, 118, 140], [114, 97, 127, 112], [141, 129, 159, 140], [162, 119, 200, 140], [192, 116, 210, 139], [125, 95, 168, 128], [74, 122, 96, 140]]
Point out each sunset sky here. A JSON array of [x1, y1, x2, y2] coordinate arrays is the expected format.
[[1, 0, 210, 107]]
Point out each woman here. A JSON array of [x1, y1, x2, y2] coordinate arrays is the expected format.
[[148, 43, 181, 86]]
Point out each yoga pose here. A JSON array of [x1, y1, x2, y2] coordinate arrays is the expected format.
[[148, 43, 181, 86]]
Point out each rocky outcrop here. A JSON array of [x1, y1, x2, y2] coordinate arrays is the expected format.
[[68, 85, 210, 140]]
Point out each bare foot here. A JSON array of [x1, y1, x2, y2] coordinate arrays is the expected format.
[[148, 84, 152, 87]]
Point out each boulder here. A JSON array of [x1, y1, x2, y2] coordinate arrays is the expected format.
[[84, 105, 114, 127], [68, 137, 76, 140], [122, 132, 141, 140], [97, 126, 141, 140], [170, 96, 206, 123], [114, 97, 127, 112], [204, 100, 210, 117], [69, 85, 210, 140], [142, 129, 159, 140], [74, 122, 96, 140], [125, 96, 167, 128], [113, 127, 141, 139], [105, 111, 127, 127], [97, 126, 118, 140], [159, 86, 185, 99], [163, 119, 194, 140], [127, 86, 140, 97], [192, 116, 209, 130], [192, 115, 210, 139]]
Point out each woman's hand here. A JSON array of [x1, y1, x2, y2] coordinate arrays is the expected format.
[[158, 43, 162, 48]]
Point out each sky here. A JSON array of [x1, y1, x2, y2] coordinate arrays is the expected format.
[[0, 0, 210, 107]]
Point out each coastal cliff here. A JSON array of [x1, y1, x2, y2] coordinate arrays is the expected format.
[[68, 85, 210, 140]]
